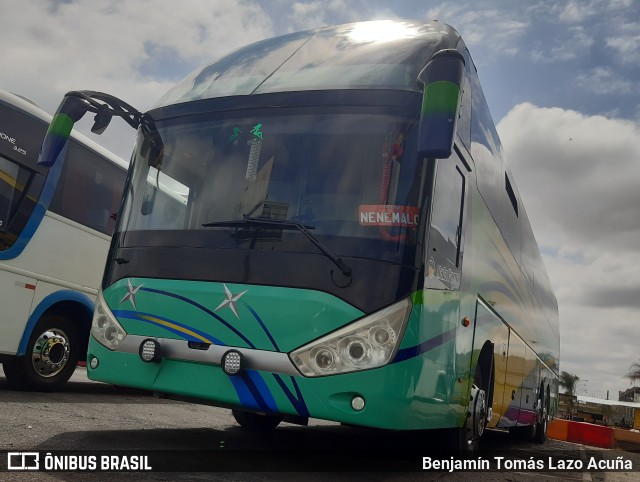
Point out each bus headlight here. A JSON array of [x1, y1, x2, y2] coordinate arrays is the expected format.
[[290, 298, 412, 377], [91, 292, 127, 351]]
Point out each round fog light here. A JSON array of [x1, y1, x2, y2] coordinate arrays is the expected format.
[[222, 350, 243, 376], [139, 339, 160, 363], [351, 396, 365, 411], [89, 357, 99, 369]]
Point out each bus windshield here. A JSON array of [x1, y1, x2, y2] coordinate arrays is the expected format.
[[119, 106, 427, 265], [0, 156, 34, 237]]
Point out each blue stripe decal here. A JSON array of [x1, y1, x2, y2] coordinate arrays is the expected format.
[[392, 328, 457, 364], [229, 375, 261, 410], [245, 370, 278, 412], [242, 301, 280, 351], [241, 370, 278, 413], [18, 290, 94, 355], [139, 287, 255, 348], [273, 374, 309, 417], [241, 375, 267, 411], [112, 310, 226, 345]]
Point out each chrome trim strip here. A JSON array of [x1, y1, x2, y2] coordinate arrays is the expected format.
[[117, 335, 301, 376]]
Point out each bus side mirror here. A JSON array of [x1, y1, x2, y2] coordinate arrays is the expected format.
[[416, 49, 465, 159], [91, 109, 113, 135], [38, 91, 142, 168], [38, 95, 91, 167]]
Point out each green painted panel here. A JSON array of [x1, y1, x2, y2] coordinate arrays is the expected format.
[[104, 279, 364, 352]]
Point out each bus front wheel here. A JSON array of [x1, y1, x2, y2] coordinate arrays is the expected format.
[[533, 394, 549, 444], [446, 378, 488, 453], [3, 315, 79, 391], [232, 409, 283, 431]]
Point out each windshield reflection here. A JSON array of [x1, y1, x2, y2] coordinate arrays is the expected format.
[[119, 107, 428, 265]]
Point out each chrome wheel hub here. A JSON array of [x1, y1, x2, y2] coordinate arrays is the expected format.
[[471, 384, 487, 438], [31, 329, 70, 377]]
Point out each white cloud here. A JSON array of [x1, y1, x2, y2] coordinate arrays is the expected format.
[[284, 0, 397, 32], [498, 103, 640, 395], [2, 0, 274, 115], [576, 67, 635, 94], [532, 26, 594, 63], [1, 0, 274, 158], [499, 104, 640, 253], [425, 4, 528, 60], [606, 23, 640, 65], [285, 0, 361, 32], [558, 1, 598, 23], [607, 0, 635, 10]]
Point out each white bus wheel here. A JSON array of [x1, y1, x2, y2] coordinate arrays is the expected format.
[[3, 315, 80, 391]]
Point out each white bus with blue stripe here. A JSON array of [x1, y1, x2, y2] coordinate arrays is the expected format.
[[0, 89, 127, 390]]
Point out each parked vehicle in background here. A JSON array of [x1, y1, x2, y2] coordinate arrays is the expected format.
[[0, 89, 127, 390]]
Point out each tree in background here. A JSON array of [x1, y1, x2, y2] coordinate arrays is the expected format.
[[559, 371, 580, 396], [624, 361, 640, 385]]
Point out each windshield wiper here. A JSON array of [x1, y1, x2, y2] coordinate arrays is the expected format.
[[203, 215, 352, 277]]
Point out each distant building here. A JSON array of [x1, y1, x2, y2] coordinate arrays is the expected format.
[[619, 387, 640, 403], [571, 395, 640, 429]]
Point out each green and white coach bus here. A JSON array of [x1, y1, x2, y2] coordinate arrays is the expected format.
[[39, 20, 559, 450], [0, 89, 127, 390]]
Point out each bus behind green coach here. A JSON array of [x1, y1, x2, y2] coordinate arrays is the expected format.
[[39, 20, 559, 452], [0, 89, 127, 390]]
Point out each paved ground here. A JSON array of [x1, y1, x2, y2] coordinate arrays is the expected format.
[[0, 366, 638, 481]]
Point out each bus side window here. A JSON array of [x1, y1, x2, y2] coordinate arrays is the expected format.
[[49, 142, 126, 235], [429, 156, 466, 270], [0, 156, 24, 231]]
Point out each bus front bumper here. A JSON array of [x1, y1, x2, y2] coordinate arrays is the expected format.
[[87, 335, 464, 431]]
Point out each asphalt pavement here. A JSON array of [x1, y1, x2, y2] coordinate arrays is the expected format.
[[1, 366, 638, 481]]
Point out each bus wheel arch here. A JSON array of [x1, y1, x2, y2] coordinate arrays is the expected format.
[[471, 342, 495, 437], [40, 301, 94, 362], [3, 299, 93, 391]]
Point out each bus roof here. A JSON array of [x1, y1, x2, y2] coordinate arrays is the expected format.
[[155, 20, 463, 108], [0, 88, 128, 170]]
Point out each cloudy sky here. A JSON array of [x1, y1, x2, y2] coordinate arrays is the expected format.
[[3, 0, 640, 400]]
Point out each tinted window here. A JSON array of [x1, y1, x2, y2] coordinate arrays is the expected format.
[[0, 103, 48, 252], [0, 155, 34, 232], [118, 106, 427, 265], [49, 141, 126, 235], [426, 153, 466, 290], [430, 162, 465, 266]]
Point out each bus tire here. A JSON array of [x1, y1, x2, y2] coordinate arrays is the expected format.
[[3, 315, 79, 391], [533, 395, 548, 444], [232, 409, 283, 432], [446, 367, 488, 453], [509, 423, 536, 442]]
